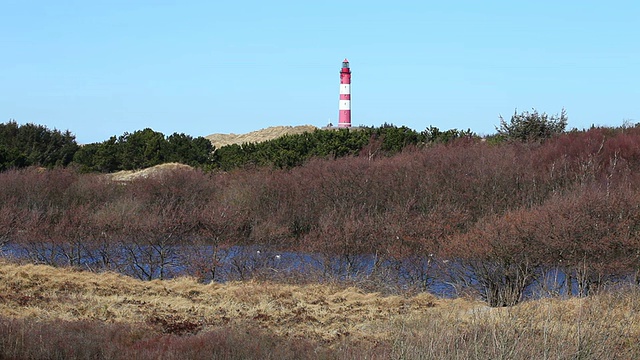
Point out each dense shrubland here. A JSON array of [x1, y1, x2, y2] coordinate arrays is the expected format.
[[6, 111, 640, 358], [2, 120, 640, 306]]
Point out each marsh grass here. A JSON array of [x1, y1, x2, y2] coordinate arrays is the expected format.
[[1, 260, 639, 359]]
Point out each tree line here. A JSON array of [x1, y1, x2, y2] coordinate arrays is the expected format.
[[0, 121, 79, 170], [1, 120, 477, 172], [73, 128, 216, 172], [2, 119, 640, 306]]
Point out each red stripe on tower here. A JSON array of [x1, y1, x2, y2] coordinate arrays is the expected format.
[[338, 58, 351, 128]]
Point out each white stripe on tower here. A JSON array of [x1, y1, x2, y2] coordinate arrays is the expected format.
[[338, 58, 351, 128]]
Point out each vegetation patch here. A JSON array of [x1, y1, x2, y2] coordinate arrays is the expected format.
[[1, 261, 639, 359]]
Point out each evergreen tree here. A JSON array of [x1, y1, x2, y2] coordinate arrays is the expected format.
[[497, 108, 568, 142], [0, 120, 79, 169]]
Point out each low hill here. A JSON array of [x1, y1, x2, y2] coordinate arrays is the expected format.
[[107, 162, 194, 182], [205, 125, 317, 149]]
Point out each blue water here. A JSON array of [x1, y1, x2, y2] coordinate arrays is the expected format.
[[1, 242, 635, 299]]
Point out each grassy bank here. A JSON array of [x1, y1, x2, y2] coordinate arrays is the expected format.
[[1, 260, 639, 359]]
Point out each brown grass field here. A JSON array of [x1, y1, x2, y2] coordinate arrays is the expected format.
[[1, 260, 640, 359]]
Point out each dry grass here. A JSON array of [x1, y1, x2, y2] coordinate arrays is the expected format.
[[205, 125, 317, 149], [107, 162, 194, 182], [1, 260, 640, 358], [0, 260, 447, 343]]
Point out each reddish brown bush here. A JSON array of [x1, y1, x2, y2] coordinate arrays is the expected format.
[[0, 317, 340, 360], [4, 127, 640, 301]]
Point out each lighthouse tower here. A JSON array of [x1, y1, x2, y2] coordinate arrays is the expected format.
[[338, 58, 351, 128]]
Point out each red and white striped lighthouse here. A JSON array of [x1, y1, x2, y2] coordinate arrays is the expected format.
[[338, 58, 351, 128]]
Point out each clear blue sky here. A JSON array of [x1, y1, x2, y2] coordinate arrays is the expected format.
[[2, 1, 638, 144]]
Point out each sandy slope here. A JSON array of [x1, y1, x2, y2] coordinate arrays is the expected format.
[[107, 162, 194, 182], [205, 125, 317, 149]]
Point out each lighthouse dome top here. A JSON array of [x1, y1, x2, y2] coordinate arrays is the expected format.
[[342, 59, 349, 67]]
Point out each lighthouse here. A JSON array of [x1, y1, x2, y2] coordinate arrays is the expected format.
[[338, 58, 351, 128]]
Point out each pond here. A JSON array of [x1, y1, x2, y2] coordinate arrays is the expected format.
[[1, 241, 634, 300]]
